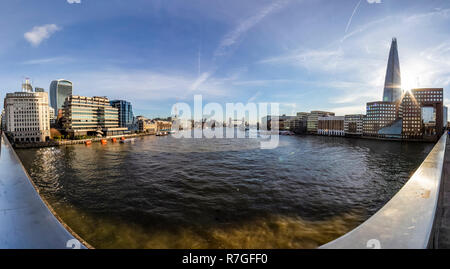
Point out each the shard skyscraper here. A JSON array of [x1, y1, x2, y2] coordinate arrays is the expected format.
[[382, 38, 402, 102]]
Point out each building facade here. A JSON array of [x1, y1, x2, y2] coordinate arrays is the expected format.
[[401, 88, 444, 139], [344, 114, 365, 136], [363, 101, 399, 137], [48, 106, 55, 126], [317, 116, 345, 136], [307, 111, 335, 133], [50, 79, 73, 117], [110, 100, 134, 129], [62, 95, 127, 137], [288, 112, 309, 134], [0, 109, 5, 131], [137, 117, 157, 134], [262, 115, 296, 130], [3, 89, 51, 143]]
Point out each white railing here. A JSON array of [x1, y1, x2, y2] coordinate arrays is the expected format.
[[0, 133, 88, 249], [321, 134, 447, 249]]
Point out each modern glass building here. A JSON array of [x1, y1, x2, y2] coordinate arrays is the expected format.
[[62, 95, 127, 137], [110, 100, 134, 129], [50, 79, 73, 116], [382, 38, 402, 103]]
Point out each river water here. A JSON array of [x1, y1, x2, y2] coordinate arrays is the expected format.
[[16, 130, 433, 248]]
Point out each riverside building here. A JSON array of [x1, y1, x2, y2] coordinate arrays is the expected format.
[[363, 101, 399, 137], [110, 100, 134, 130], [62, 95, 127, 137], [137, 116, 157, 134], [307, 111, 335, 133], [401, 88, 444, 140], [317, 116, 345, 136], [344, 114, 365, 136], [289, 112, 309, 134], [3, 80, 51, 142], [262, 115, 296, 130]]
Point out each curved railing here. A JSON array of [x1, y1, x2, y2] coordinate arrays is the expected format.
[[321, 134, 447, 249], [0, 133, 88, 249]]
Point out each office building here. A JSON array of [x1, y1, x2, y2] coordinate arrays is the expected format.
[[344, 114, 365, 136], [50, 79, 73, 116], [289, 112, 309, 134], [48, 106, 55, 125], [137, 117, 157, 134], [262, 115, 296, 130], [3, 82, 50, 142], [317, 116, 345, 136], [382, 38, 403, 103], [363, 101, 399, 137], [401, 88, 444, 139], [110, 100, 134, 129], [307, 111, 335, 133], [62, 95, 127, 137]]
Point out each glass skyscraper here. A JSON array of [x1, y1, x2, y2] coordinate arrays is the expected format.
[[382, 38, 402, 103], [50, 79, 73, 116], [110, 100, 134, 129]]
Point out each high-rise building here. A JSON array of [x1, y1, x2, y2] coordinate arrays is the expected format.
[[110, 100, 134, 129], [401, 88, 444, 139], [62, 95, 127, 137], [344, 114, 365, 136], [307, 111, 335, 133], [317, 116, 345, 136], [3, 85, 50, 142], [50, 79, 73, 116], [382, 38, 402, 103]]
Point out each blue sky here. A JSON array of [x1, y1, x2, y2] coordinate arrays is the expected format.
[[0, 0, 449, 118]]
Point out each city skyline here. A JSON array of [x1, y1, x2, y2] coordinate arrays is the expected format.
[[0, 0, 449, 118]]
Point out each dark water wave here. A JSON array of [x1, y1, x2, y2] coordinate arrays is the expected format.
[[16, 132, 433, 248]]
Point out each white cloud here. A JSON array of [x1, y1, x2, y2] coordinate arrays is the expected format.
[[367, 0, 381, 4], [67, 0, 81, 4], [214, 0, 290, 58], [21, 57, 72, 65], [190, 0, 291, 92], [24, 24, 61, 46]]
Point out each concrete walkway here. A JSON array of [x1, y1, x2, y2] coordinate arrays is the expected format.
[[0, 134, 87, 249]]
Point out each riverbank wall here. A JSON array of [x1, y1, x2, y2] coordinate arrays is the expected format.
[[12, 132, 155, 149]]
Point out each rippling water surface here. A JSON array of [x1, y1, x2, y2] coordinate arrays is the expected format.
[[16, 130, 434, 248]]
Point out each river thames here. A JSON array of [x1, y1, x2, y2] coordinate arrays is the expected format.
[[16, 130, 433, 248]]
